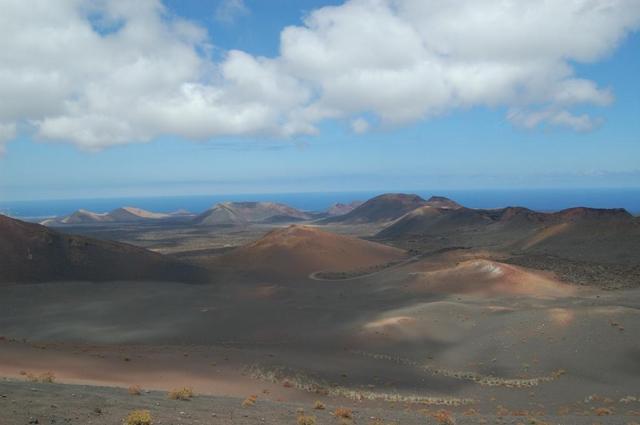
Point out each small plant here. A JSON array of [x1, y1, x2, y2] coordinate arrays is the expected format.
[[124, 409, 152, 425], [168, 387, 194, 400], [297, 414, 317, 425], [595, 407, 613, 416], [334, 407, 353, 419], [128, 385, 142, 395], [242, 394, 258, 407], [433, 410, 456, 425], [313, 400, 326, 410], [26, 371, 55, 383]]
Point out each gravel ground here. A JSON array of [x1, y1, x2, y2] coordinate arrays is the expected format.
[[2, 380, 639, 425]]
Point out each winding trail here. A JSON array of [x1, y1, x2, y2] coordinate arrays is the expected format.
[[308, 255, 421, 281]]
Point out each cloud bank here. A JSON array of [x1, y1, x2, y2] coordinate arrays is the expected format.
[[0, 0, 639, 152]]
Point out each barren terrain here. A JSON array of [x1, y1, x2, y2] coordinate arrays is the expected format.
[[1, 196, 639, 424]]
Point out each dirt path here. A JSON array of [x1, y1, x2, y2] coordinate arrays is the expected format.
[[308, 255, 421, 281]]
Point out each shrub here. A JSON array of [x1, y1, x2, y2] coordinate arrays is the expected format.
[[124, 410, 152, 425], [168, 387, 194, 400], [433, 410, 456, 425], [313, 400, 326, 410], [297, 414, 317, 425], [334, 407, 353, 419], [26, 371, 55, 383], [595, 407, 613, 416], [128, 385, 142, 396], [242, 394, 258, 407]]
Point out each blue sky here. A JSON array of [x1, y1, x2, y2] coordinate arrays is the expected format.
[[0, 0, 639, 201]]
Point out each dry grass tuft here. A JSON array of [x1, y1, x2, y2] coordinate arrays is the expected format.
[[313, 400, 326, 410], [26, 371, 55, 383], [168, 387, 194, 401], [123, 409, 152, 425], [594, 407, 613, 416], [297, 414, 317, 425], [242, 394, 258, 407], [128, 385, 143, 396], [433, 410, 456, 425], [334, 407, 353, 419]]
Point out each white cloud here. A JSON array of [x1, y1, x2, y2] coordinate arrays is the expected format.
[[351, 118, 370, 134], [507, 108, 603, 132], [0, 0, 638, 153], [215, 0, 249, 24]]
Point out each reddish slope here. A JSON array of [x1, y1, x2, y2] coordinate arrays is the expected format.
[[215, 225, 406, 278]]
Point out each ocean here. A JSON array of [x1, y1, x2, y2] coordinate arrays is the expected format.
[[1, 188, 639, 219]]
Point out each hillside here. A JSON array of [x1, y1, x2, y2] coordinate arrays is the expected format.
[[377, 206, 492, 239], [214, 225, 406, 278], [319, 193, 427, 224], [0, 214, 208, 284]]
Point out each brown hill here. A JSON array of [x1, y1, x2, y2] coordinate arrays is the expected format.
[[379, 203, 634, 244], [552, 207, 632, 222], [0, 214, 208, 284], [194, 202, 310, 226], [516, 214, 640, 263], [424, 196, 462, 209], [215, 225, 406, 279], [319, 193, 427, 224], [377, 206, 492, 239]]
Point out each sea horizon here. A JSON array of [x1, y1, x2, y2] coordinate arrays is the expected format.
[[2, 187, 640, 219]]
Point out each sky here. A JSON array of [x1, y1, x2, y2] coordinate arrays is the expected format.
[[0, 0, 639, 201]]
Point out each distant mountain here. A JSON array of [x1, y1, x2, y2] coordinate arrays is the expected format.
[[319, 193, 427, 224], [214, 225, 405, 279], [193, 204, 249, 226], [424, 196, 462, 210], [552, 207, 632, 222], [0, 214, 208, 284], [379, 203, 634, 241], [193, 202, 311, 226], [107, 207, 170, 222], [376, 205, 492, 239], [40, 209, 112, 225], [377, 202, 640, 267], [326, 201, 363, 217], [41, 206, 174, 226]]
